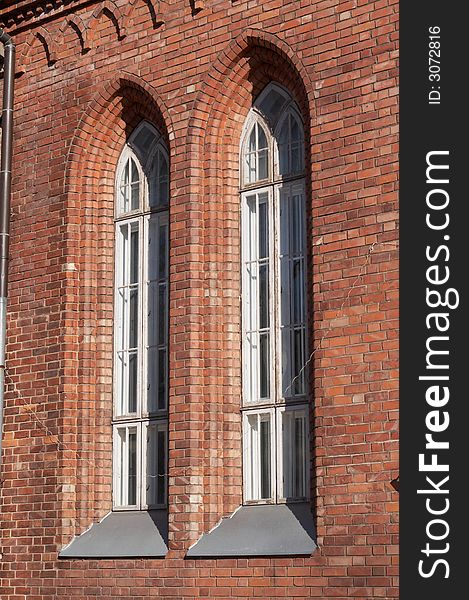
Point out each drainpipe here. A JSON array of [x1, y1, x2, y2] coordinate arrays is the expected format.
[[0, 29, 15, 472]]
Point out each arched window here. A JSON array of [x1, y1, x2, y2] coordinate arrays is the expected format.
[[241, 83, 309, 504], [113, 121, 169, 510]]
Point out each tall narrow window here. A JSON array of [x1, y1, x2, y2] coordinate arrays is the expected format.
[[241, 83, 309, 504], [113, 122, 169, 510]]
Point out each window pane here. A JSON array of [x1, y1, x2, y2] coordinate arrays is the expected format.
[[245, 412, 273, 502], [158, 223, 168, 280], [129, 288, 139, 348], [258, 149, 268, 180], [258, 87, 287, 127], [131, 157, 139, 183], [292, 260, 302, 324], [119, 157, 141, 214], [260, 418, 271, 499], [117, 428, 126, 505], [278, 119, 289, 175], [128, 352, 138, 413], [115, 426, 139, 507], [131, 182, 139, 211], [294, 415, 306, 497], [259, 264, 269, 330], [123, 160, 130, 185], [244, 124, 270, 184], [257, 125, 268, 150], [158, 284, 167, 346], [146, 424, 166, 507], [128, 430, 137, 505], [259, 333, 270, 399], [277, 113, 304, 177], [281, 409, 307, 499], [249, 127, 257, 152], [293, 329, 305, 395], [132, 123, 158, 158], [130, 227, 139, 284], [258, 201, 268, 259], [158, 348, 167, 410], [157, 429, 166, 506], [158, 153, 169, 207]]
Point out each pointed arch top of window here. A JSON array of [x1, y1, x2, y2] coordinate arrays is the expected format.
[[241, 83, 304, 185], [254, 83, 292, 130], [116, 121, 169, 216], [128, 120, 165, 167]]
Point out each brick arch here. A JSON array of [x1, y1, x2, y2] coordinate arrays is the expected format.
[[88, 0, 127, 46], [61, 74, 172, 536], [124, 0, 164, 29], [185, 29, 316, 534], [187, 27, 315, 159], [58, 14, 91, 54], [17, 26, 57, 75], [65, 72, 172, 188]]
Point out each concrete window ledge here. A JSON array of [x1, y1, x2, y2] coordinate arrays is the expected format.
[[59, 510, 168, 559], [186, 503, 317, 558]]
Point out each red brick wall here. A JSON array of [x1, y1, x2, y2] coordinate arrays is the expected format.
[[0, 0, 399, 598]]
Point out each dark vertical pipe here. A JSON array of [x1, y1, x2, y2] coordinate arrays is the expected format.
[[0, 28, 15, 472]]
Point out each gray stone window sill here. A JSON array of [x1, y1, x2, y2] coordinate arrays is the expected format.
[[186, 502, 317, 558], [59, 509, 168, 559]]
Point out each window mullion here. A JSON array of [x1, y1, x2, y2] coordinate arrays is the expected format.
[[272, 184, 280, 407], [272, 185, 281, 502], [140, 216, 147, 419]]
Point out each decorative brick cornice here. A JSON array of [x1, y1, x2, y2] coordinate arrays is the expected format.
[[0, 0, 99, 31], [0, 0, 201, 31]]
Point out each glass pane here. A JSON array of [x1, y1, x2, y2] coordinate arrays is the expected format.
[[259, 333, 270, 399], [118, 428, 126, 504], [159, 153, 169, 207], [294, 416, 305, 497], [259, 264, 269, 329], [130, 227, 139, 284], [258, 87, 287, 126], [157, 429, 166, 505], [132, 124, 157, 158], [281, 328, 291, 397], [292, 260, 302, 324], [158, 223, 167, 280], [249, 127, 257, 152], [146, 426, 157, 506], [148, 218, 158, 282], [131, 183, 139, 211], [291, 114, 301, 142], [291, 145, 302, 174], [131, 158, 139, 183], [128, 430, 137, 505], [158, 284, 167, 345], [123, 160, 130, 185], [258, 149, 268, 180], [158, 348, 167, 410], [257, 125, 268, 150], [128, 351, 138, 413], [129, 288, 138, 348], [147, 282, 157, 348], [247, 414, 258, 499], [278, 118, 289, 175], [293, 329, 305, 395], [147, 347, 157, 413], [258, 201, 268, 259], [260, 418, 271, 499]]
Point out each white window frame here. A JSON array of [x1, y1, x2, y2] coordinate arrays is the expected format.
[[241, 84, 310, 505], [112, 122, 169, 511]]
